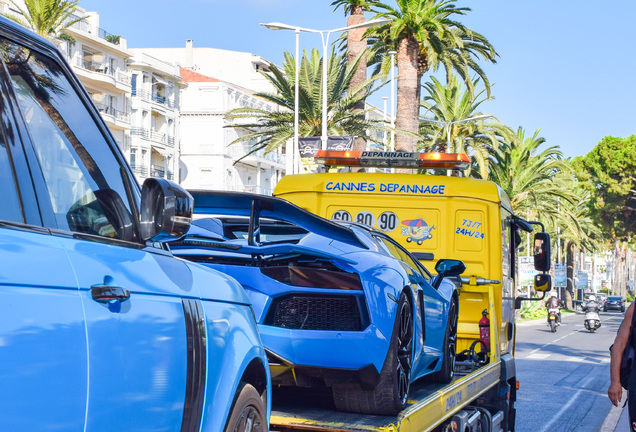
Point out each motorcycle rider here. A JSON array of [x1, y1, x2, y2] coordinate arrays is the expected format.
[[584, 295, 601, 313], [545, 291, 565, 325]]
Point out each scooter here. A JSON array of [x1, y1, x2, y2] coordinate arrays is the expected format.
[[547, 308, 560, 332], [584, 311, 601, 333]]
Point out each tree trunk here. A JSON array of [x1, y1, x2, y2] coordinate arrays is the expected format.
[[395, 36, 420, 153], [565, 241, 576, 309], [347, 8, 368, 152], [619, 243, 627, 297]]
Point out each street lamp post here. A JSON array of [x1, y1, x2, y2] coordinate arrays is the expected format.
[[422, 114, 493, 176], [382, 96, 388, 150], [437, 114, 494, 153], [294, 28, 300, 174], [261, 19, 391, 152], [389, 50, 396, 152]]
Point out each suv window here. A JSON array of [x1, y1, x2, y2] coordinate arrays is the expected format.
[[0, 37, 137, 241], [0, 136, 22, 223]]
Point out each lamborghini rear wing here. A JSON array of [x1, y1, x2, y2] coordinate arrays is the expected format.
[[188, 190, 367, 249]]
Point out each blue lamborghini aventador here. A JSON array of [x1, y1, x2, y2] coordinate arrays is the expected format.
[[171, 191, 464, 415]]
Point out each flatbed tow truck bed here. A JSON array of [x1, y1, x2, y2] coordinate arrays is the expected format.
[[271, 361, 502, 432]]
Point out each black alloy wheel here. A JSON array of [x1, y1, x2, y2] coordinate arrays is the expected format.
[[225, 382, 266, 432], [396, 295, 413, 406], [332, 291, 413, 415]]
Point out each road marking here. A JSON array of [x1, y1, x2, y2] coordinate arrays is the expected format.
[[527, 331, 577, 356], [527, 353, 550, 359], [538, 373, 596, 432]]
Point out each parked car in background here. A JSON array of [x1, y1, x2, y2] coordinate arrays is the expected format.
[[603, 296, 626, 312], [171, 191, 463, 415], [0, 16, 269, 432]]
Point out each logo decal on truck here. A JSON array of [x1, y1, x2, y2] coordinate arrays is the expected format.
[[401, 218, 435, 244], [324, 181, 446, 195]]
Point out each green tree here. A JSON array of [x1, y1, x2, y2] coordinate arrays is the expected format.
[[224, 48, 386, 161], [369, 0, 497, 152], [488, 128, 576, 223], [574, 135, 636, 241], [3, 0, 86, 44], [419, 75, 510, 178], [574, 136, 636, 298]]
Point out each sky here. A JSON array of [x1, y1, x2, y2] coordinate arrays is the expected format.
[[78, 0, 636, 159]]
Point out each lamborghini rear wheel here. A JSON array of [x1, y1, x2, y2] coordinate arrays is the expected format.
[[332, 291, 413, 415]]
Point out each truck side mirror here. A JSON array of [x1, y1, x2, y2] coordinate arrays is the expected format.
[[140, 178, 194, 242], [533, 232, 551, 271], [534, 273, 552, 292]]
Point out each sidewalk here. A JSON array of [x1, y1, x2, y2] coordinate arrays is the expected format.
[[600, 390, 628, 431]]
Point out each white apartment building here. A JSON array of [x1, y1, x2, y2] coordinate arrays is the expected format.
[[127, 50, 183, 183], [178, 67, 285, 194], [0, 3, 186, 186], [142, 40, 275, 94], [62, 8, 132, 154]]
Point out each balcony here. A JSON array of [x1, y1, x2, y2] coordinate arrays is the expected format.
[[130, 164, 148, 177], [132, 89, 174, 108], [228, 142, 286, 166], [242, 185, 273, 196], [95, 103, 131, 123], [74, 58, 131, 86], [131, 127, 149, 140], [150, 165, 174, 180], [131, 127, 174, 147], [69, 19, 122, 47]]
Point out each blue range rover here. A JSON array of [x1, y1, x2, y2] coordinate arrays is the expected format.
[[0, 16, 269, 432]]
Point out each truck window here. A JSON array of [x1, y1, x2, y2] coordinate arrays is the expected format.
[[0, 37, 136, 241], [0, 137, 22, 223]]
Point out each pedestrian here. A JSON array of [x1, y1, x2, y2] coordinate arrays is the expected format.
[[608, 302, 636, 431]]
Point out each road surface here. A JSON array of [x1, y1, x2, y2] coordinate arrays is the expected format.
[[514, 309, 624, 431]]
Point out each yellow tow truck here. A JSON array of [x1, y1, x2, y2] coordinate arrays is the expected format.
[[271, 150, 551, 432]]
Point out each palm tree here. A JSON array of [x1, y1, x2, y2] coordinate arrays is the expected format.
[[3, 0, 86, 44], [369, 0, 497, 152], [419, 75, 510, 178], [224, 48, 386, 162], [331, 0, 375, 151], [562, 195, 604, 307], [488, 127, 577, 223], [488, 130, 602, 307]]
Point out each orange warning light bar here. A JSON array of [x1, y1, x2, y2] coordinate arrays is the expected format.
[[314, 150, 471, 170]]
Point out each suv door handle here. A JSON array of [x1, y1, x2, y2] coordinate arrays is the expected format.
[[91, 285, 130, 303]]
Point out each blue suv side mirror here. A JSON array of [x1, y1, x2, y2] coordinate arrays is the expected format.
[[140, 178, 194, 242]]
